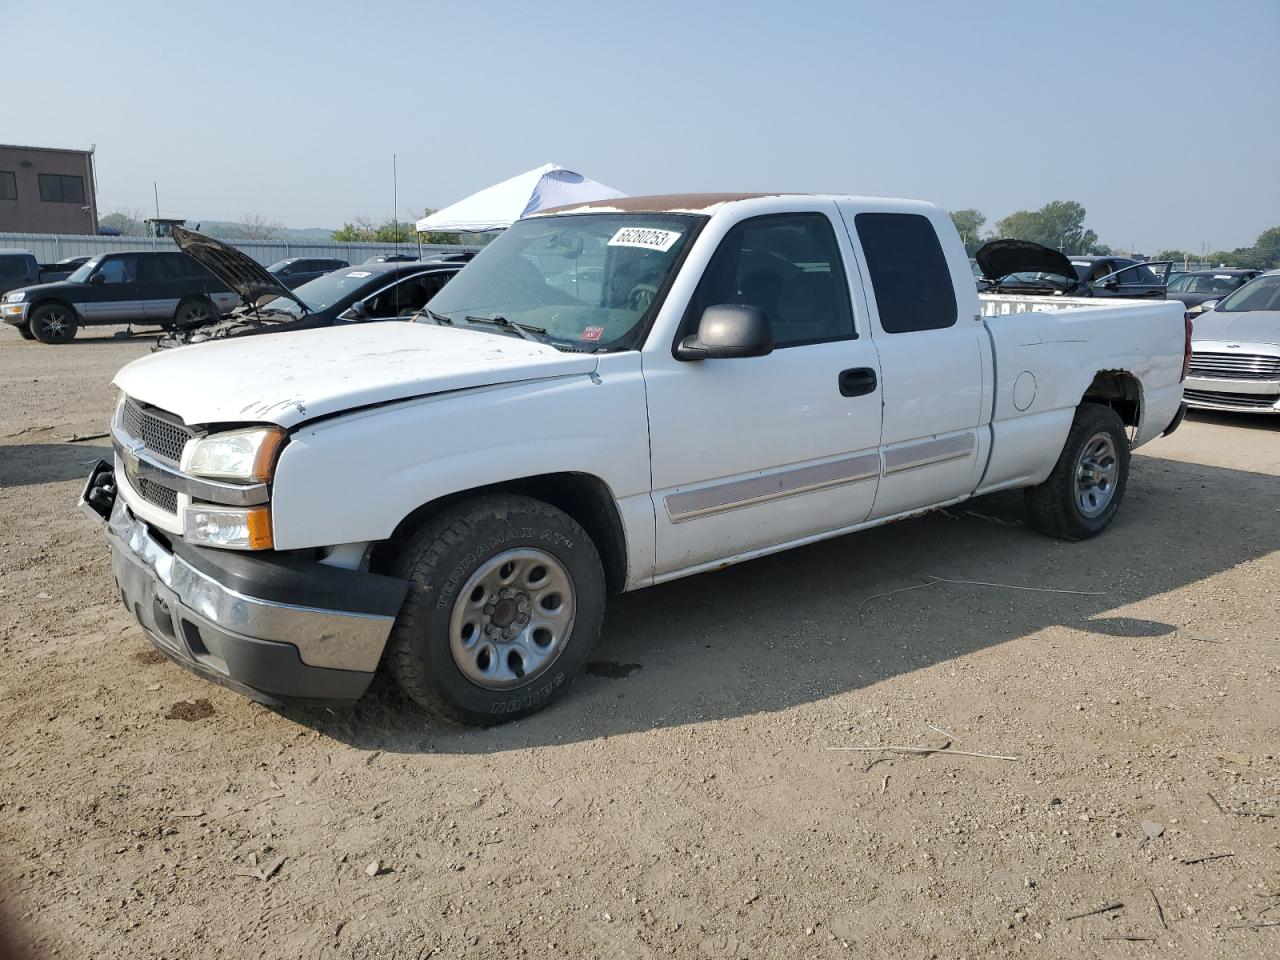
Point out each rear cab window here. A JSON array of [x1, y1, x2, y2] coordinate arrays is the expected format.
[[854, 213, 957, 333]]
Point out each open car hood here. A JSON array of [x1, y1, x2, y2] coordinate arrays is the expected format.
[[975, 239, 1080, 283], [171, 226, 308, 313]]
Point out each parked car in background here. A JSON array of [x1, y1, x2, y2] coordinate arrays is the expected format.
[[1165, 269, 1261, 316], [0, 249, 97, 300], [1185, 270, 1280, 414], [2, 250, 238, 343], [365, 253, 420, 263], [157, 229, 461, 347], [977, 241, 1172, 298], [267, 257, 349, 289], [85, 192, 1187, 720]]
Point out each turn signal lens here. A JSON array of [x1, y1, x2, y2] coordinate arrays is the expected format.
[[184, 504, 273, 550]]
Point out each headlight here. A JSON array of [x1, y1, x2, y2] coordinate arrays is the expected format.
[[4, 291, 26, 303], [184, 504, 273, 550], [182, 426, 285, 482]]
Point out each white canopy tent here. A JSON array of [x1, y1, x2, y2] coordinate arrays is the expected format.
[[415, 163, 626, 234]]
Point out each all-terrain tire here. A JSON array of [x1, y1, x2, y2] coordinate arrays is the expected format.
[[29, 304, 79, 344], [386, 494, 606, 725], [1024, 402, 1130, 541]]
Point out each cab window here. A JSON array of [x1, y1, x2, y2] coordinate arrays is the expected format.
[[854, 213, 957, 333], [688, 213, 855, 348]]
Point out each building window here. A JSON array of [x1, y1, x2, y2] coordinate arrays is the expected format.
[[38, 174, 86, 204], [0, 171, 16, 201]]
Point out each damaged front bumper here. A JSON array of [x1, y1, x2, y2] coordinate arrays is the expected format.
[[81, 462, 407, 707]]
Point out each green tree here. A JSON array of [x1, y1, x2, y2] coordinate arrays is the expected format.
[[1154, 249, 1188, 264], [949, 209, 986, 255], [995, 200, 1103, 254], [98, 210, 145, 236], [1252, 226, 1280, 267]]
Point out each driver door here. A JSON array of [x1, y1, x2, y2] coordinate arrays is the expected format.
[[77, 254, 142, 323], [644, 207, 884, 578]]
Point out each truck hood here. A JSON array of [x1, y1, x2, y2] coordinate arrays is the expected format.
[[114, 322, 598, 428], [1192, 309, 1280, 347], [171, 226, 308, 313], [975, 239, 1079, 282]]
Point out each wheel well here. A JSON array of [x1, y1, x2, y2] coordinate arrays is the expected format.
[[373, 473, 629, 593], [1082, 370, 1141, 428], [28, 298, 81, 322]]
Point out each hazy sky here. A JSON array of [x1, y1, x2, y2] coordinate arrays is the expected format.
[[7, 0, 1278, 251]]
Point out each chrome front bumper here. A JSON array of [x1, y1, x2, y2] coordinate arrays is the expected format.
[[85, 466, 408, 705]]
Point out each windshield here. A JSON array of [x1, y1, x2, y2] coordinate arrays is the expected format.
[[1178, 274, 1247, 294], [266, 259, 296, 272], [422, 213, 699, 350], [999, 270, 1074, 286], [1216, 275, 1280, 313], [66, 256, 103, 283], [260, 267, 382, 315]]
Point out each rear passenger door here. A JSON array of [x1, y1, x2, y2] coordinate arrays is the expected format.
[[76, 254, 142, 323], [136, 253, 189, 322], [838, 207, 988, 519]]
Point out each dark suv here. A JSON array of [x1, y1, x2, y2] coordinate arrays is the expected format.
[[267, 257, 349, 289], [2, 251, 238, 343]]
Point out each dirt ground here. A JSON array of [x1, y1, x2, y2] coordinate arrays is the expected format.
[[1, 328, 1277, 960]]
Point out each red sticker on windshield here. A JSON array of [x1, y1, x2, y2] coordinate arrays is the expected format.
[[581, 326, 605, 341]]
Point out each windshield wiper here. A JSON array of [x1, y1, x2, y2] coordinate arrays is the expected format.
[[464, 314, 546, 343], [417, 309, 453, 330]]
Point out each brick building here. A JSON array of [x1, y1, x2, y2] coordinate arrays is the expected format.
[[0, 143, 98, 235]]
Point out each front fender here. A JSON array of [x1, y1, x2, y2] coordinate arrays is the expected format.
[[269, 355, 653, 570]]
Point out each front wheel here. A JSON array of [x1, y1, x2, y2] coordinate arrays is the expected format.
[[29, 304, 78, 344], [1024, 403, 1130, 541], [385, 494, 606, 725]]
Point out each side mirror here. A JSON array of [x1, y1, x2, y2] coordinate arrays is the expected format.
[[341, 300, 369, 322], [88, 272, 106, 285], [1199, 299, 1219, 313], [1098, 277, 1119, 290], [675, 304, 774, 361]]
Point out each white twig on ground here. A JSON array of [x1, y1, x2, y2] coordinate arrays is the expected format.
[[927, 723, 959, 742], [827, 745, 1018, 761], [857, 575, 1105, 620]]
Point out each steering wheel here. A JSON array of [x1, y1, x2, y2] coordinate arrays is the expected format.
[[629, 283, 658, 312]]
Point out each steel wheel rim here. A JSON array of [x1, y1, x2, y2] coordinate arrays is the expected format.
[[448, 548, 576, 690], [1075, 431, 1118, 517]]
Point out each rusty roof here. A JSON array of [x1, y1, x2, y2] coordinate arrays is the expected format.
[[535, 193, 797, 216]]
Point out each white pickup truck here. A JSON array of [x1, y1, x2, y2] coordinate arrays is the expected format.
[[82, 193, 1190, 724]]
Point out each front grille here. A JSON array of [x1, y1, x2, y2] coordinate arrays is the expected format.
[[1184, 388, 1280, 409], [135, 475, 179, 513], [1188, 352, 1280, 381], [121, 397, 194, 463]]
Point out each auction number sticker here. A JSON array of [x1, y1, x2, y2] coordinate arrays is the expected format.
[[346, 271, 372, 278], [608, 227, 681, 252]]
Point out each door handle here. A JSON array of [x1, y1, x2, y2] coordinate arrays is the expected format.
[[838, 367, 877, 398]]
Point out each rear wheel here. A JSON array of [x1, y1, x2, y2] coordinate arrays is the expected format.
[[1024, 403, 1130, 541], [173, 298, 218, 329], [29, 304, 78, 344], [385, 494, 606, 725], [15, 323, 35, 341]]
